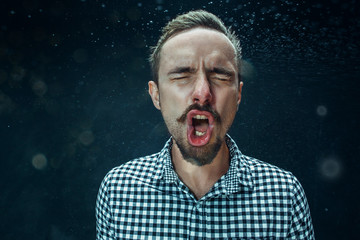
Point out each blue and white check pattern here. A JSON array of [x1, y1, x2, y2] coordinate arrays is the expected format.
[[96, 135, 314, 239]]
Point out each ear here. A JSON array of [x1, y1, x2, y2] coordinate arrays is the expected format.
[[148, 81, 161, 110], [237, 81, 243, 107]]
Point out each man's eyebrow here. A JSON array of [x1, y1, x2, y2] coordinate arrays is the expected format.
[[167, 67, 196, 75], [208, 67, 234, 76]]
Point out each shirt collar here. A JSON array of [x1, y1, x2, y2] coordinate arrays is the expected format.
[[152, 135, 254, 193], [223, 135, 254, 193], [151, 138, 177, 183]]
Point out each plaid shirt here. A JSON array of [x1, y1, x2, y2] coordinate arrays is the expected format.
[[96, 135, 314, 239]]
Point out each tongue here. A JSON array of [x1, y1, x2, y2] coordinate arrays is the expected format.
[[194, 121, 209, 132]]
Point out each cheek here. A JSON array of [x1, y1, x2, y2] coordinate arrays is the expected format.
[[160, 83, 191, 104], [217, 89, 239, 118], [159, 89, 184, 116], [218, 88, 238, 106]]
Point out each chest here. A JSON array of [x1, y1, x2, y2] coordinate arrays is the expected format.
[[109, 183, 292, 239]]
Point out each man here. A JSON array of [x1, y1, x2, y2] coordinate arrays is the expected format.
[[96, 10, 314, 239]]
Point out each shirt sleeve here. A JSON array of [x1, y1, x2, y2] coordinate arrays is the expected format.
[[287, 174, 315, 239], [96, 175, 115, 239]]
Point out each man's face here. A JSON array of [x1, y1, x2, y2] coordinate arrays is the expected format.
[[149, 27, 243, 166]]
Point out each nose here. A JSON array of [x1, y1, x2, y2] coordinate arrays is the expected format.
[[192, 73, 213, 105]]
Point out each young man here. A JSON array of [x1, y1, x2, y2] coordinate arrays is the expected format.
[[96, 10, 314, 239]]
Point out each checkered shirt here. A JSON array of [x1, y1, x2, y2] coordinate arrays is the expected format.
[[96, 135, 314, 239]]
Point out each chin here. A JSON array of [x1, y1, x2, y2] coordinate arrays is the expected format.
[[175, 136, 223, 166]]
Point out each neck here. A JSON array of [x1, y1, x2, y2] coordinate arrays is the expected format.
[[171, 140, 230, 200]]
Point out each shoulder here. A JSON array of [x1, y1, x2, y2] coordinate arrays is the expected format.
[[100, 152, 160, 190], [241, 154, 300, 189], [227, 135, 300, 191]]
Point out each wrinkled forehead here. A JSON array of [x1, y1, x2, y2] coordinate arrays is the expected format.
[[159, 28, 237, 70]]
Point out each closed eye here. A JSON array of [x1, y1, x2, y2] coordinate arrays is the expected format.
[[215, 77, 229, 81], [172, 75, 190, 80], [208, 67, 234, 82], [211, 74, 231, 82]]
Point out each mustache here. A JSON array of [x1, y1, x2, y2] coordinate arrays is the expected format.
[[176, 104, 221, 123]]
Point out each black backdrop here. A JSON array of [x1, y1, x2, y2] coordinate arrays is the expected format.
[[0, 0, 359, 239]]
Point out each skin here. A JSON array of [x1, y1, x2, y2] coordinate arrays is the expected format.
[[148, 27, 243, 199]]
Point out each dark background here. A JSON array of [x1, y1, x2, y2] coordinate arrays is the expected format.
[[0, 0, 359, 239]]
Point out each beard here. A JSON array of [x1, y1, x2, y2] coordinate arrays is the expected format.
[[163, 103, 225, 166], [174, 134, 223, 166]]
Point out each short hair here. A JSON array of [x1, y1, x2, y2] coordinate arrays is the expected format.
[[149, 10, 242, 84]]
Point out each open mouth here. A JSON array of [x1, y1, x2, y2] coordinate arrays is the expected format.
[[186, 110, 214, 146]]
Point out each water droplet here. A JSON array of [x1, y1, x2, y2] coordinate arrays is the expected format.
[[79, 130, 95, 146], [320, 157, 342, 180], [32, 80, 48, 97], [32, 153, 47, 170], [73, 48, 88, 63], [317, 105, 327, 116]]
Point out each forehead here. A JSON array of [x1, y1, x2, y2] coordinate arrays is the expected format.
[[159, 28, 237, 70]]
